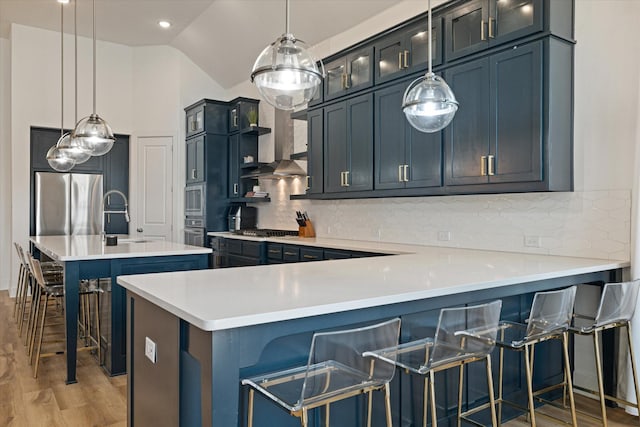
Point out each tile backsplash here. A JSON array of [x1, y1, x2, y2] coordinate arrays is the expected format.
[[255, 181, 630, 261]]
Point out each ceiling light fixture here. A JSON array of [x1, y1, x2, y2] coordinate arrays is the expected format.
[[47, 1, 76, 172], [158, 20, 171, 29], [72, 0, 115, 156], [250, 0, 324, 111], [58, 0, 92, 164], [402, 0, 458, 133]]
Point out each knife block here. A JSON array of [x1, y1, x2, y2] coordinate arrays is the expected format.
[[298, 220, 316, 238]]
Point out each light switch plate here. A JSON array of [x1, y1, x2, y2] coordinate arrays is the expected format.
[[145, 337, 157, 364]]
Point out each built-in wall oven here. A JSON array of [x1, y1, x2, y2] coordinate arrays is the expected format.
[[184, 218, 205, 247], [185, 184, 205, 217]]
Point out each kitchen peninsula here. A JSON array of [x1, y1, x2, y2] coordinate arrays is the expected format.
[[30, 235, 211, 384], [117, 239, 628, 427]]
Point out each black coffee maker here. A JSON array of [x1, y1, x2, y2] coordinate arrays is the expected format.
[[228, 206, 257, 232]]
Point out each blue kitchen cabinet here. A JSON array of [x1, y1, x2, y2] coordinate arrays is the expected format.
[[324, 46, 374, 102], [374, 17, 443, 84], [445, 40, 544, 189], [324, 93, 374, 193], [186, 134, 205, 184], [444, 0, 544, 61], [228, 134, 240, 199], [185, 99, 228, 138], [30, 126, 103, 173], [306, 108, 324, 195], [229, 98, 260, 133], [374, 80, 443, 191]]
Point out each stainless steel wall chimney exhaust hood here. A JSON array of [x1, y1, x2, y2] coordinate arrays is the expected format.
[[242, 109, 306, 179]]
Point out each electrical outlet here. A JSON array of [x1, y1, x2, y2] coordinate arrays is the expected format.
[[524, 235, 541, 248], [145, 337, 157, 364], [437, 231, 451, 242]]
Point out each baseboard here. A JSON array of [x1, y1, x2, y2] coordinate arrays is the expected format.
[[574, 369, 598, 391]]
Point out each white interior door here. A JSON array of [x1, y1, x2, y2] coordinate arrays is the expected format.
[[136, 136, 173, 241]]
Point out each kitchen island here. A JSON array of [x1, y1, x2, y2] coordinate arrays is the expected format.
[[30, 235, 211, 383], [117, 240, 628, 427]]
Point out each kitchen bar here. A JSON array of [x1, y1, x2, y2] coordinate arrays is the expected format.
[[118, 240, 628, 426], [30, 234, 211, 384]]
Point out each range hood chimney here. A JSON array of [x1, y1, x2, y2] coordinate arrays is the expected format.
[[242, 109, 306, 179]]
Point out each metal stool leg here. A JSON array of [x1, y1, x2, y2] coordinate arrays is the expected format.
[[487, 354, 498, 427], [33, 292, 50, 378], [247, 389, 254, 427], [301, 408, 308, 427], [593, 329, 608, 427], [429, 370, 438, 427], [13, 264, 25, 321], [384, 383, 393, 427], [457, 363, 464, 427], [562, 332, 578, 427], [326, 403, 331, 427], [524, 345, 537, 427], [627, 324, 640, 426]]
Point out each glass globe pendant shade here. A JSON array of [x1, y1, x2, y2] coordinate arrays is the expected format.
[[56, 132, 92, 164], [74, 113, 115, 156], [46, 144, 76, 172], [402, 72, 459, 133], [251, 34, 323, 110]]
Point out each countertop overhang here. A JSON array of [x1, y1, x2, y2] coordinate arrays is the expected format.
[[30, 235, 212, 261], [117, 237, 628, 332]]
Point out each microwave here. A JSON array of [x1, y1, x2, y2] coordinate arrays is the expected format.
[[185, 184, 205, 217]]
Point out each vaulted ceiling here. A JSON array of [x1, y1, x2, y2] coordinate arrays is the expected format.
[[0, 0, 402, 88]]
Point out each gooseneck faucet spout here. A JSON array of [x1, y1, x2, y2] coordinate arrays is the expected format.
[[102, 190, 130, 240]]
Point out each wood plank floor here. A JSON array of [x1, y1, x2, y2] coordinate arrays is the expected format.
[[0, 290, 637, 426]]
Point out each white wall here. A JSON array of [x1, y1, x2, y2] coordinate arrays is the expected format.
[[238, 0, 639, 264], [6, 25, 226, 294], [0, 37, 11, 291]]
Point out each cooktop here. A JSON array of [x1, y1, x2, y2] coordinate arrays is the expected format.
[[234, 229, 299, 237]]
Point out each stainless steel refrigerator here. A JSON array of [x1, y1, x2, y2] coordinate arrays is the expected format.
[[35, 172, 103, 235]]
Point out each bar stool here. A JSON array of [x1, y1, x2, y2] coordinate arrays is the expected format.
[[364, 300, 502, 427], [569, 280, 640, 426], [241, 318, 401, 427], [13, 242, 30, 323], [28, 255, 102, 378], [494, 286, 578, 427]]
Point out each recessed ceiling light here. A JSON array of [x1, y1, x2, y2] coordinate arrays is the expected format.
[[158, 20, 171, 29], [57, 0, 70, 3]]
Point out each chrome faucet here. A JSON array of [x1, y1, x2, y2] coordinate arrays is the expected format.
[[102, 190, 130, 240]]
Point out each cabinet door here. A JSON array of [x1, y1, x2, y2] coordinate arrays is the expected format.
[[374, 31, 406, 84], [323, 102, 348, 193], [186, 135, 205, 184], [406, 17, 443, 73], [228, 134, 240, 198], [444, 58, 490, 186], [489, 41, 542, 184], [406, 124, 443, 189], [186, 105, 204, 138], [324, 58, 347, 101], [306, 109, 324, 194], [445, 0, 488, 61], [346, 47, 373, 93], [229, 104, 239, 133], [490, 0, 543, 46], [375, 83, 407, 190], [104, 137, 130, 235], [346, 93, 374, 192]]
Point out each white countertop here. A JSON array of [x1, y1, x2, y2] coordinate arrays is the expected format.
[[30, 235, 212, 261], [117, 238, 628, 332]]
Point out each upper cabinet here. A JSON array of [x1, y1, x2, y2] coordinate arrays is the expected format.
[[374, 18, 443, 85], [229, 98, 260, 133], [445, 0, 543, 61], [324, 46, 374, 102], [185, 99, 229, 138], [306, 109, 324, 195]]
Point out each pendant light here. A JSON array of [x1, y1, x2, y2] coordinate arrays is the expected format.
[[47, 1, 76, 172], [250, 0, 324, 111], [58, 0, 92, 164], [402, 0, 458, 133], [72, 0, 115, 156]]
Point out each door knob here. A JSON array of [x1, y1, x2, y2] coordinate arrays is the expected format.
[[137, 228, 143, 233]]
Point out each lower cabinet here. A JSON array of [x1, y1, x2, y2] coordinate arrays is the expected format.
[[226, 240, 265, 267]]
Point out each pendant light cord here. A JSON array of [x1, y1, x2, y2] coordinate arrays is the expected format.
[[60, 3, 64, 138], [92, 0, 96, 114], [74, 0, 78, 123], [427, 0, 432, 74], [285, 0, 290, 34]]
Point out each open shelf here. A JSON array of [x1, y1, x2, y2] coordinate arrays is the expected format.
[[290, 109, 307, 121], [237, 197, 271, 203], [290, 152, 308, 160], [240, 126, 271, 136]]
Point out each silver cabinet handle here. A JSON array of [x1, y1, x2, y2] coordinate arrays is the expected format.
[[404, 165, 409, 182], [232, 110, 238, 127], [306, 176, 310, 190], [344, 170, 350, 187], [191, 169, 197, 180], [489, 17, 495, 38], [404, 50, 410, 68], [488, 155, 495, 176], [303, 254, 318, 260], [398, 51, 403, 70], [340, 171, 344, 187], [481, 156, 487, 176], [344, 74, 350, 89], [398, 165, 403, 182], [481, 20, 486, 41], [233, 183, 238, 194]]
